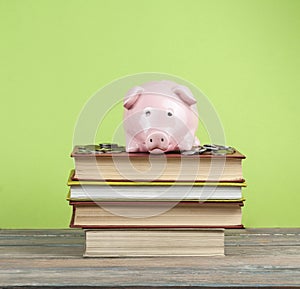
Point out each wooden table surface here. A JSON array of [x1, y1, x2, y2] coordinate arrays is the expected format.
[[0, 228, 300, 288]]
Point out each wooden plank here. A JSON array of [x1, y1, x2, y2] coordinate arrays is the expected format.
[[0, 229, 299, 287], [0, 256, 300, 287]]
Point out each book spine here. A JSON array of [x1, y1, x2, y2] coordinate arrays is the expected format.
[[69, 205, 76, 228]]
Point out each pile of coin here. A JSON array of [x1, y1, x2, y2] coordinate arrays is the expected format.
[[181, 144, 235, 156], [76, 144, 126, 154], [76, 143, 235, 155]]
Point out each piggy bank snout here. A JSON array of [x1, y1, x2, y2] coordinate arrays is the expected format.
[[146, 131, 170, 154]]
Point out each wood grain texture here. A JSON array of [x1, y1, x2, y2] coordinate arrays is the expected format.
[[0, 228, 300, 288]]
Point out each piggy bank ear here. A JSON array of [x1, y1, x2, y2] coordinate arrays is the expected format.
[[172, 85, 197, 106], [124, 86, 144, 109]]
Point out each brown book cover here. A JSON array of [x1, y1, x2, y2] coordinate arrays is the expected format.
[[70, 146, 246, 182], [69, 200, 244, 229]]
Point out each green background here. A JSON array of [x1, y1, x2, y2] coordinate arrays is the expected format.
[[1, 0, 299, 228]]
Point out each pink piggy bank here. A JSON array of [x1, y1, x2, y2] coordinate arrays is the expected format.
[[123, 80, 200, 154]]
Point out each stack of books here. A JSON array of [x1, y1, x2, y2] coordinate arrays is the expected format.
[[67, 145, 246, 257]]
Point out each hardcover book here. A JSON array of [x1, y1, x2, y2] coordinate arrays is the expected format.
[[84, 228, 225, 257], [71, 146, 246, 182], [70, 200, 244, 229], [67, 170, 246, 201]]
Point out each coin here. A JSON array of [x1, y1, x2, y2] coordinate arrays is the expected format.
[[76, 150, 91, 154], [89, 150, 104, 154], [203, 144, 219, 151], [181, 150, 198, 155], [194, 146, 207, 154], [212, 148, 235, 155], [99, 143, 118, 149], [85, 145, 100, 150]]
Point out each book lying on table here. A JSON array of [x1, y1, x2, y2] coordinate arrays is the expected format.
[[84, 228, 225, 257], [68, 184, 244, 201], [71, 146, 245, 182], [67, 170, 246, 201], [70, 200, 244, 229]]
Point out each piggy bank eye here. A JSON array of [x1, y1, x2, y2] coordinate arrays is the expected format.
[[167, 111, 173, 117], [145, 110, 151, 117]]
